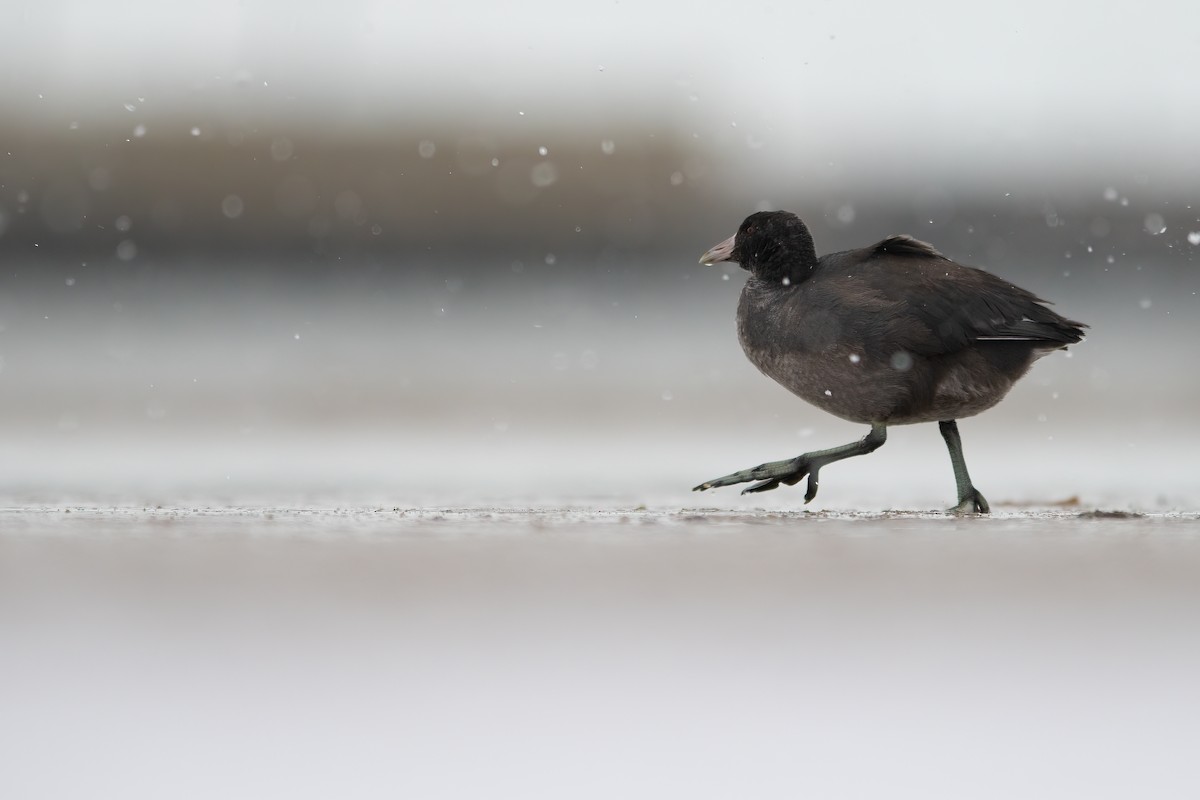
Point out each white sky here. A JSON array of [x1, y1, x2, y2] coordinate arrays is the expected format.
[[3, 0, 1198, 173]]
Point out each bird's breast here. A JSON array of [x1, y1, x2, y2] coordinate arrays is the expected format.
[[736, 284, 900, 423]]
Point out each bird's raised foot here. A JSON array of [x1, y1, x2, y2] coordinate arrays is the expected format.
[[948, 488, 990, 515], [693, 456, 822, 503]]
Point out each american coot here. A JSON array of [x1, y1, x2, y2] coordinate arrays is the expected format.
[[693, 210, 1086, 513]]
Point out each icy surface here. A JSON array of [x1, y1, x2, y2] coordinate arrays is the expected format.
[[3, 505, 1200, 800]]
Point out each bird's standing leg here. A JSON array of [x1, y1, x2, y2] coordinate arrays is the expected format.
[[693, 424, 887, 503], [938, 420, 989, 514]]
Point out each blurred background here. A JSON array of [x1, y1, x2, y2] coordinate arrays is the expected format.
[[4, 4, 1200, 799], [1, 0, 1197, 508]]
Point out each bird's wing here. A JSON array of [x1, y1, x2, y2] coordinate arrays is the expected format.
[[845, 246, 1086, 355], [871, 234, 945, 259]]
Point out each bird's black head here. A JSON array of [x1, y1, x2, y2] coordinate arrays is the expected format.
[[699, 210, 818, 284]]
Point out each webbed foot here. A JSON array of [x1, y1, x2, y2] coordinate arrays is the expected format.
[[693, 456, 821, 502], [691, 425, 887, 504], [948, 487, 990, 515]]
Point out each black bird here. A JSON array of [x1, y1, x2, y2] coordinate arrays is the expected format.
[[693, 210, 1086, 513]]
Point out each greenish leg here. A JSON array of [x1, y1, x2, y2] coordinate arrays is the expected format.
[[693, 424, 887, 503], [939, 420, 990, 514]]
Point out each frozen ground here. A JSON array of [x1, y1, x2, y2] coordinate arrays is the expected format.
[[4, 504, 1200, 799], [2, 274, 1198, 798]]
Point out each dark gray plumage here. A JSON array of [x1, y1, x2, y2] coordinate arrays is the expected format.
[[693, 210, 1086, 513]]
